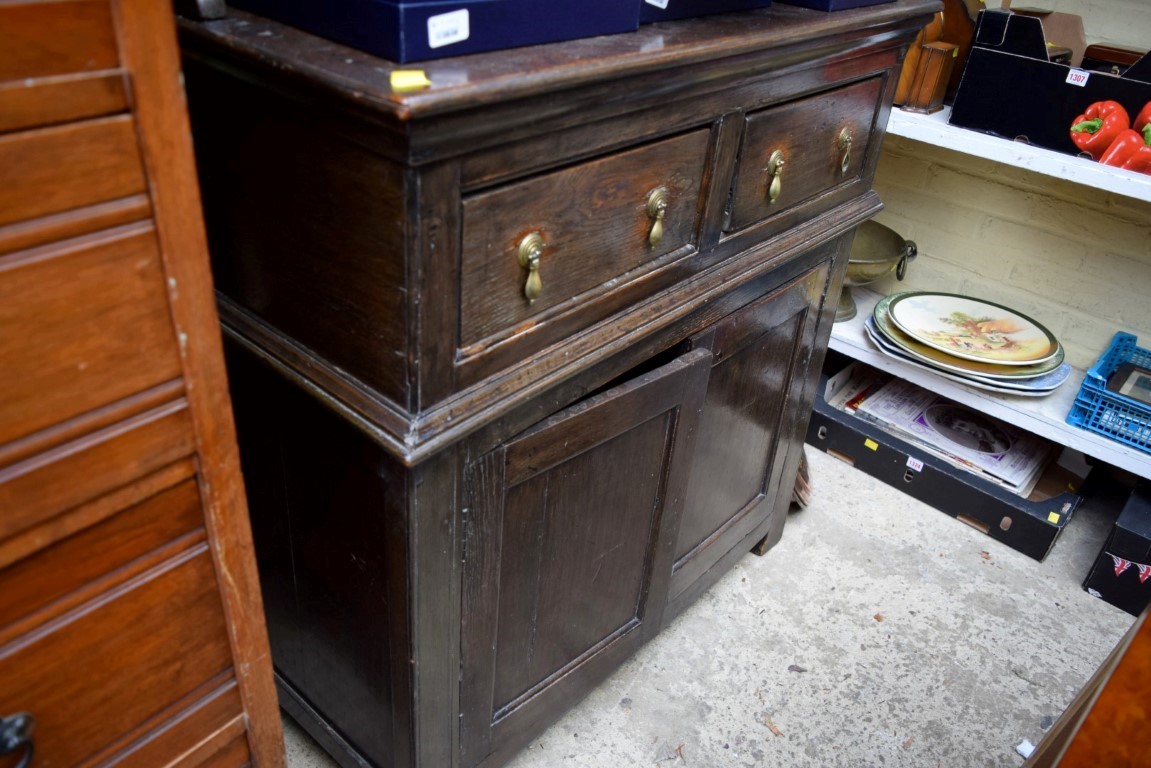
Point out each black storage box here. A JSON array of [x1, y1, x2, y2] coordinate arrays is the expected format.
[[224, 0, 641, 63], [1084, 483, 1151, 616], [806, 367, 1085, 561], [949, 9, 1151, 158], [640, 0, 772, 23]]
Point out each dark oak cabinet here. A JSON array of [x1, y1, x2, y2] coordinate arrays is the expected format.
[[179, 3, 936, 766]]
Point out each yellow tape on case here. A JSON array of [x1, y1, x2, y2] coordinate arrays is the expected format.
[[864, 438, 879, 451], [391, 70, 431, 92], [1048, 512, 1061, 524]]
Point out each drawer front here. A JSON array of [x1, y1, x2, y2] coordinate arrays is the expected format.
[[0, 116, 147, 229], [0, 224, 183, 445], [0, 547, 234, 767], [0, 0, 118, 82], [459, 128, 711, 351], [728, 77, 883, 232]]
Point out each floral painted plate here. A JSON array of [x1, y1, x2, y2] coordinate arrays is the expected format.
[[873, 295, 1063, 378], [887, 292, 1060, 365]]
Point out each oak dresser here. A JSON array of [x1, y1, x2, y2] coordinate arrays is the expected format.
[[177, 2, 937, 766], [0, 1, 283, 765]]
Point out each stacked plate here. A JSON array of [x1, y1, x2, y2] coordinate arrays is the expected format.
[[865, 292, 1072, 397]]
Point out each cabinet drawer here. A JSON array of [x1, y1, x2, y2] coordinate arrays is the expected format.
[[0, 223, 183, 445], [459, 128, 711, 352], [728, 77, 883, 232], [0, 547, 234, 767], [0, 0, 118, 82]]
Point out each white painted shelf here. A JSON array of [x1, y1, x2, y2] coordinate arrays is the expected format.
[[887, 106, 1151, 204], [829, 288, 1151, 481]]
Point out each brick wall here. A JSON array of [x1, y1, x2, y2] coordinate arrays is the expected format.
[[995, 0, 1151, 49], [868, 135, 1151, 370]]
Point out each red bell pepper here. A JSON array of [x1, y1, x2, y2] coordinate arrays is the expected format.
[[1135, 101, 1151, 133], [1099, 123, 1151, 174], [1069, 100, 1130, 160]]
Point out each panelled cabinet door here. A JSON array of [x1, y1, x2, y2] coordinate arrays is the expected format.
[[667, 261, 831, 611], [460, 348, 712, 766]]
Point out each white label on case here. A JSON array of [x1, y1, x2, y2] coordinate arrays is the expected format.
[[906, 457, 924, 472], [1066, 68, 1090, 87], [428, 10, 470, 49], [646, 0, 670, 7]]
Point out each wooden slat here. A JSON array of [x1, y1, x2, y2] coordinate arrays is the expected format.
[[0, 401, 195, 542], [0, 479, 204, 643], [0, 458, 197, 571], [0, 224, 183, 445], [0, 194, 152, 257], [0, 379, 184, 470], [0, 69, 128, 134], [84, 673, 242, 767], [0, 0, 118, 81], [0, 115, 146, 227]]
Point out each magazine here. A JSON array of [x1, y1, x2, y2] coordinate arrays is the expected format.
[[855, 378, 1053, 496]]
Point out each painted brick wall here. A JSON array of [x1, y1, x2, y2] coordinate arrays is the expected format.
[[994, 0, 1151, 49], [868, 135, 1151, 370]]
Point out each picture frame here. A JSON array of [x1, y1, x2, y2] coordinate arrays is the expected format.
[[1106, 362, 1151, 406]]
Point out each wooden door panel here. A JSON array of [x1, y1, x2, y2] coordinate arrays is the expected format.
[[669, 264, 829, 606], [461, 347, 711, 765]]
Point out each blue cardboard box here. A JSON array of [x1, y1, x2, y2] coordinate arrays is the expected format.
[[639, 0, 772, 24], [775, 0, 894, 10], [225, 0, 640, 63]]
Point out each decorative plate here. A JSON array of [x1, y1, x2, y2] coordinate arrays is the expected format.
[[887, 292, 1060, 365], [864, 317, 1071, 396], [873, 295, 1063, 378]]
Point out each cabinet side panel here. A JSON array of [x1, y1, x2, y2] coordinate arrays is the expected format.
[[184, 62, 409, 406], [225, 341, 409, 766]]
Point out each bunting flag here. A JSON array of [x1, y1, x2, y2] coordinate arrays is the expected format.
[[1139, 564, 1151, 585], [1111, 555, 1133, 577]]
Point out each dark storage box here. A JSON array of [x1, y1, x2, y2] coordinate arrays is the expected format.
[[806, 368, 1085, 561], [950, 9, 1151, 158], [1084, 483, 1151, 616], [775, 0, 894, 11], [640, 0, 771, 23], [224, 0, 640, 63]]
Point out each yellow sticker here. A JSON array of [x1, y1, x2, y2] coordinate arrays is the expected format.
[[864, 438, 879, 451], [390, 70, 431, 92], [1048, 512, 1061, 524]]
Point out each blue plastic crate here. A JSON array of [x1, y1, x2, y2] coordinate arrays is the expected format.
[[1067, 332, 1151, 454]]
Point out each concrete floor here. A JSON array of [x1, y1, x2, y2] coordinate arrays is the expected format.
[[282, 448, 1136, 768]]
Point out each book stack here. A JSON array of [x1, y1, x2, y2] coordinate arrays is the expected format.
[[829, 365, 1055, 497]]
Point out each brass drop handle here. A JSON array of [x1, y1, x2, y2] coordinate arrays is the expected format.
[[646, 186, 669, 247], [766, 149, 785, 204], [517, 232, 545, 305], [838, 127, 853, 175]]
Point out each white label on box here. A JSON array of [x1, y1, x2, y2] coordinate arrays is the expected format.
[[906, 456, 924, 473], [1066, 68, 1090, 87], [646, 0, 670, 8], [428, 9, 469, 49]]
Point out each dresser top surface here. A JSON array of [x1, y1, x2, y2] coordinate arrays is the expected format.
[[179, 0, 937, 120]]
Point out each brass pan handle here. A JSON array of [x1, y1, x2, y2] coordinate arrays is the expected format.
[[646, 186, 669, 247], [517, 232, 545, 305], [766, 149, 785, 204], [838, 127, 853, 175]]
